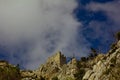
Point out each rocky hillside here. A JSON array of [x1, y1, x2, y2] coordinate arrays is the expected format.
[[83, 40, 120, 80], [0, 60, 21, 80], [0, 40, 120, 80]]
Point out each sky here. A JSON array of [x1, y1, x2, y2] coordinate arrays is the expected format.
[[0, 0, 120, 69]]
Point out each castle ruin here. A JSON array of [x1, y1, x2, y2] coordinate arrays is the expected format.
[[47, 51, 66, 67]]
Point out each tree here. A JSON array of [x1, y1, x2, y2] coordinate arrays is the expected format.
[[115, 31, 120, 41], [74, 69, 85, 80], [89, 47, 98, 58]]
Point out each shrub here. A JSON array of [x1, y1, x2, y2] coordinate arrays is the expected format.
[[74, 69, 86, 80], [110, 57, 116, 64], [115, 31, 120, 41], [40, 76, 45, 80], [52, 76, 58, 80], [65, 77, 74, 80], [110, 43, 116, 49], [103, 68, 111, 75], [81, 57, 87, 62], [88, 47, 98, 59], [0, 66, 21, 80]]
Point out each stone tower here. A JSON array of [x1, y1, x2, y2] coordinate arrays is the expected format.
[[47, 51, 66, 66]]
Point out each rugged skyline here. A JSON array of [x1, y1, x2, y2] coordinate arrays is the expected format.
[[0, 0, 120, 69]]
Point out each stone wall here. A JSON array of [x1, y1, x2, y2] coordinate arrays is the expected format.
[[47, 51, 66, 66]]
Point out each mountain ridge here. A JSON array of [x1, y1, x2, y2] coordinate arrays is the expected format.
[[0, 40, 120, 80]]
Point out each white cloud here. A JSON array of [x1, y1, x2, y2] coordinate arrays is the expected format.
[[0, 0, 90, 69], [83, 1, 120, 53], [86, 1, 120, 26]]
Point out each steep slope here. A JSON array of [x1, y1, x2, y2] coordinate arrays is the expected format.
[[83, 40, 120, 80]]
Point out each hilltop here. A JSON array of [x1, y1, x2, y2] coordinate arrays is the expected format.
[[0, 40, 120, 80]]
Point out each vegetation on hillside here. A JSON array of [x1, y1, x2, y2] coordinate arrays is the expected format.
[[0, 64, 21, 80], [115, 31, 120, 41]]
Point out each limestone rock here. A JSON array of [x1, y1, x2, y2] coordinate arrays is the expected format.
[[83, 40, 120, 80], [83, 70, 93, 80], [0, 60, 8, 66]]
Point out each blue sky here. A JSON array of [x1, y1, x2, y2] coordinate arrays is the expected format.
[[75, 0, 120, 52], [0, 0, 120, 69]]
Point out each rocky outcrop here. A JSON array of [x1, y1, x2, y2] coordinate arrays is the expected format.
[[57, 58, 79, 80], [0, 60, 9, 67], [1, 41, 120, 80], [17, 51, 67, 80], [83, 40, 120, 80], [19, 52, 80, 80], [34, 52, 79, 80], [18, 40, 120, 80]]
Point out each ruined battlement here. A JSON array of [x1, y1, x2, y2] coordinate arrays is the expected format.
[[47, 51, 66, 66]]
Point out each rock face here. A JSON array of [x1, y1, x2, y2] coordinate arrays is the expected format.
[[83, 40, 120, 80], [18, 51, 73, 80], [20, 51, 79, 80], [34, 51, 78, 80], [1, 41, 120, 80]]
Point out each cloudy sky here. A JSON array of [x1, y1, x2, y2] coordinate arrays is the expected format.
[[0, 0, 120, 69]]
